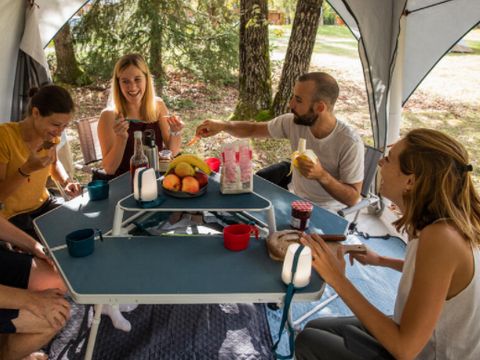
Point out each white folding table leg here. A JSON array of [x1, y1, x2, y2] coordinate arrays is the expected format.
[[85, 303, 103, 360], [266, 206, 277, 234], [112, 203, 124, 235]]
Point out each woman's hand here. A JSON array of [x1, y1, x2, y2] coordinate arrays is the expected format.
[[300, 233, 347, 287], [64, 180, 83, 198], [348, 246, 382, 266], [27, 289, 70, 329], [113, 113, 129, 140], [22, 147, 56, 174], [165, 114, 184, 135]]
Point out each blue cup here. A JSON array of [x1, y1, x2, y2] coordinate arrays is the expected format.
[[87, 180, 109, 201], [65, 228, 103, 257]]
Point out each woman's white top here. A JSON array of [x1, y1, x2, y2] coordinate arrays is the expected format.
[[393, 238, 480, 359]]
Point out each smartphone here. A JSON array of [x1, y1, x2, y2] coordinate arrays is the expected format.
[[343, 244, 367, 254]]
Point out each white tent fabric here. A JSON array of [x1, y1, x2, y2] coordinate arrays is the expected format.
[[0, 0, 86, 123], [329, 0, 480, 148]]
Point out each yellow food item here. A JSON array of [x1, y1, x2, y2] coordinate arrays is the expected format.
[[165, 154, 212, 175], [289, 138, 317, 175]]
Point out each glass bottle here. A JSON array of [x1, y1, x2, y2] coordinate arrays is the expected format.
[[130, 131, 149, 185]]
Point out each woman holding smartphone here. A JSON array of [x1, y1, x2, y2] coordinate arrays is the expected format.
[[296, 128, 480, 359]]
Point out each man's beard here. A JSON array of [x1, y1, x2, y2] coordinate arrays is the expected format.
[[292, 107, 318, 126]]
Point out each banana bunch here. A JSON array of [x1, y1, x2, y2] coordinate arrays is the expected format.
[[165, 154, 212, 175], [289, 138, 318, 175]]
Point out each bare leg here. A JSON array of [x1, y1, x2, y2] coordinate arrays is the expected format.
[[0, 310, 60, 360], [28, 258, 66, 293]]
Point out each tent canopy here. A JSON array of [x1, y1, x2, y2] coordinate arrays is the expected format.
[[330, 0, 480, 147], [0, 0, 479, 148]]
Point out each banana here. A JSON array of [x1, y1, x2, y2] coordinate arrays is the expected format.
[[165, 154, 212, 175], [288, 138, 318, 175]]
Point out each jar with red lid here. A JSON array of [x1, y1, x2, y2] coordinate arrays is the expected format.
[[290, 201, 313, 231]]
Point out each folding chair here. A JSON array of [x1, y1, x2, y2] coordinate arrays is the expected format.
[[338, 145, 384, 234], [75, 116, 102, 174]]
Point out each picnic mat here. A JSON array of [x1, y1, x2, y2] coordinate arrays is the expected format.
[[49, 303, 274, 360]]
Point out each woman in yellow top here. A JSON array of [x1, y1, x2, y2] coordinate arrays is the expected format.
[[98, 53, 184, 178], [0, 85, 82, 238]]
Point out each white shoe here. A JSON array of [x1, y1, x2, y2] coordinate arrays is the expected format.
[[119, 304, 138, 312], [101, 305, 131, 332]]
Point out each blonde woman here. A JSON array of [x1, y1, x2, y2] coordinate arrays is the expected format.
[[98, 53, 184, 178], [296, 128, 480, 359]]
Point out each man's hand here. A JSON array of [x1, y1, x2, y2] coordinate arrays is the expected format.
[[30, 242, 54, 267], [27, 289, 70, 329], [195, 119, 226, 138], [296, 157, 326, 181]]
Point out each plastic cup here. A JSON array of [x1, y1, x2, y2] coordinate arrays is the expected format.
[[205, 157, 221, 173], [223, 224, 259, 251]]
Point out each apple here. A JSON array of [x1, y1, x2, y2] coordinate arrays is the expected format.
[[163, 174, 181, 191], [181, 176, 200, 193], [194, 171, 208, 188], [174, 162, 195, 177]]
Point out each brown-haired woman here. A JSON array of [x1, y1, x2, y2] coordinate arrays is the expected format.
[[296, 128, 480, 359], [98, 53, 184, 178], [0, 85, 82, 238]]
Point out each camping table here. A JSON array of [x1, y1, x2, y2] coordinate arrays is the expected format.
[[34, 173, 348, 360], [111, 174, 277, 236]]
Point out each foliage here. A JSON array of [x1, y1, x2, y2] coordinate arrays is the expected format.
[[73, 0, 239, 84], [322, 2, 337, 25]]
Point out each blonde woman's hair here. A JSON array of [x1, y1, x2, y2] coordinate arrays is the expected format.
[[111, 54, 157, 123], [394, 128, 480, 245]]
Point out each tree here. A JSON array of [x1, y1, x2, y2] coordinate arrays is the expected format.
[[271, 0, 323, 116], [233, 0, 271, 120], [74, 0, 238, 86], [54, 23, 84, 84]]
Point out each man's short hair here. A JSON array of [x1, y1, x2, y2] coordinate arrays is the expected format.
[[298, 72, 339, 111]]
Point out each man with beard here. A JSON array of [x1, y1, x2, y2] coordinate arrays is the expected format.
[[195, 72, 364, 211]]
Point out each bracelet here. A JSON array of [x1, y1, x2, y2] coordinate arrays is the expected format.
[[169, 129, 182, 137], [18, 167, 30, 181]]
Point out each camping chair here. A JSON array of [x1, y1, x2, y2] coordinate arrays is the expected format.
[[338, 145, 384, 234], [290, 145, 384, 330], [75, 116, 102, 174]]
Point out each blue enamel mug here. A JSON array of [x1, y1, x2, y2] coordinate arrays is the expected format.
[[66, 228, 103, 257], [87, 180, 109, 201]]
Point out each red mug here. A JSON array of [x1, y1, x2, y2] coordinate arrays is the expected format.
[[223, 224, 259, 251]]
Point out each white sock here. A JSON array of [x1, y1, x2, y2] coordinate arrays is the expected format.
[[119, 304, 138, 312], [101, 305, 131, 332]]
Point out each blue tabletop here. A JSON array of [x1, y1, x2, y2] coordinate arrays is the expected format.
[[58, 235, 324, 304]]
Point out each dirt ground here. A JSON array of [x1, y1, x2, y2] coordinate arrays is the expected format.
[[68, 30, 480, 186]]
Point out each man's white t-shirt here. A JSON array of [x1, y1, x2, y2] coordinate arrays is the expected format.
[[267, 113, 364, 211]]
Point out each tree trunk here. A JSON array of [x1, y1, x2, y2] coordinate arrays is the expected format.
[[148, 0, 165, 95], [233, 0, 271, 120], [54, 23, 83, 84], [271, 0, 323, 117]]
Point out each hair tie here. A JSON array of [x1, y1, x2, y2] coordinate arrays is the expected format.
[[464, 164, 473, 172]]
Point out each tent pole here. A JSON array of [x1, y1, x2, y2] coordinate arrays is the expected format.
[[387, 14, 406, 145]]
